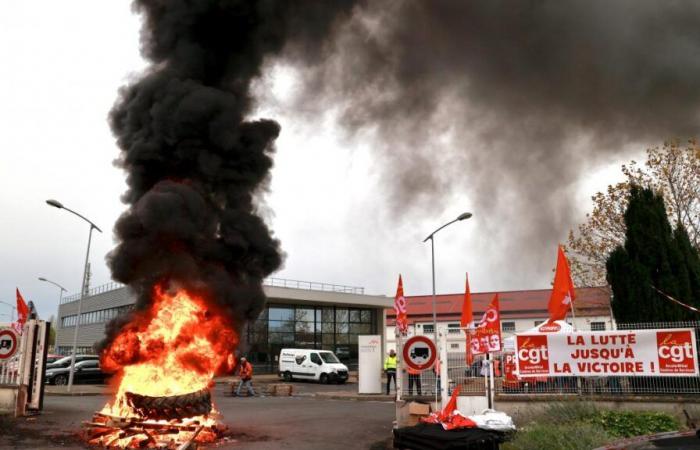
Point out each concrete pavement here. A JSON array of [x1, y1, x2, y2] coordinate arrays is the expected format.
[[2, 382, 395, 449]]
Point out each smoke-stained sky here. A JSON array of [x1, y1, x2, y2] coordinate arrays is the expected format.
[[2, 1, 699, 320]]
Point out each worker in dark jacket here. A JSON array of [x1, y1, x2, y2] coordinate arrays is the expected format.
[[384, 350, 398, 395]]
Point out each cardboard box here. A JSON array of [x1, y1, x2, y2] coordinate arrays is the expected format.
[[408, 401, 431, 416]]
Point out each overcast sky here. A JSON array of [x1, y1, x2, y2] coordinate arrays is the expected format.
[[0, 2, 638, 320]]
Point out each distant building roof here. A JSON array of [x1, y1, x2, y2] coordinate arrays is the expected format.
[[385, 286, 611, 325]]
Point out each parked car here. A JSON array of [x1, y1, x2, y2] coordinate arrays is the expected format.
[[278, 348, 349, 384], [46, 355, 99, 370], [45, 354, 62, 365], [45, 359, 108, 385]]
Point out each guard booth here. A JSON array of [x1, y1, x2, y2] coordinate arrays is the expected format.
[[0, 320, 50, 416]]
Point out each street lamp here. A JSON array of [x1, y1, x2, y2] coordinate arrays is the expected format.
[[423, 212, 472, 400], [38, 277, 67, 351], [46, 199, 102, 391], [0, 300, 16, 321]]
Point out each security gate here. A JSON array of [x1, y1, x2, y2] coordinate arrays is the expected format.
[[0, 320, 50, 416]]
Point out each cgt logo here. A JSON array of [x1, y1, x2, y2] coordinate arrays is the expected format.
[[516, 335, 550, 375], [656, 330, 696, 373]]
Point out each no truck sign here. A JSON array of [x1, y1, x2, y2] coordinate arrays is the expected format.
[[403, 335, 437, 371], [515, 328, 699, 377], [0, 328, 18, 360]]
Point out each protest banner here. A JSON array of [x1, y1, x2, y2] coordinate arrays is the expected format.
[[515, 328, 698, 377]]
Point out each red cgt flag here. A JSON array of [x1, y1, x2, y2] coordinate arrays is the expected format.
[[15, 288, 29, 334], [469, 293, 502, 355], [461, 274, 474, 365], [548, 246, 576, 322], [394, 275, 408, 336]]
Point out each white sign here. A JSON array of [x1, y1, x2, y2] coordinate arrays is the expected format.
[[0, 328, 18, 359], [515, 328, 699, 377], [358, 335, 382, 394]]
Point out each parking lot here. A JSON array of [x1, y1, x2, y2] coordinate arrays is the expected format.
[[1, 381, 395, 450]]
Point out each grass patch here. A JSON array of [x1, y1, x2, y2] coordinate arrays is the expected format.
[[503, 422, 612, 450], [504, 402, 679, 450]]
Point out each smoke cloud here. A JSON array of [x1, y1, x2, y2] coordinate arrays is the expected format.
[[103, 0, 355, 348], [277, 0, 700, 281]]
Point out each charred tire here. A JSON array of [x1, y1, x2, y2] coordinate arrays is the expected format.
[[283, 371, 292, 381], [125, 388, 212, 420], [53, 375, 67, 386], [320, 373, 329, 384]]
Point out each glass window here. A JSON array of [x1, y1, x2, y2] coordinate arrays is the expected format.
[[322, 322, 335, 333], [269, 307, 294, 321], [349, 310, 361, 323], [319, 352, 340, 364], [349, 323, 371, 334], [336, 322, 349, 334], [295, 321, 314, 333], [361, 310, 372, 323], [502, 322, 516, 332], [423, 324, 434, 334], [322, 334, 335, 344], [591, 322, 606, 331], [322, 307, 334, 322], [269, 320, 294, 332], [310, 353, 322, 365], [335, 308, 348, 323], [450, 343, 460, 349], [534, 320, 545, 327], [295, 308, 314, 322]]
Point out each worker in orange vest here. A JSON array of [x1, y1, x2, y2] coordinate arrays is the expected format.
[[235, 357, 256, 397], [407, 366, 422, 396]]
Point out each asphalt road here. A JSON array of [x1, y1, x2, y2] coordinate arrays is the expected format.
[[0, 382, 395, 450]]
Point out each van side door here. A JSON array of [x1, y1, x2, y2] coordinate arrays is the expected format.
[[310, 352, 323, 380], [294, 353, 314, 378]]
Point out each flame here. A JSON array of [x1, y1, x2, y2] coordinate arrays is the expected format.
[[93, 286, 236, 447]]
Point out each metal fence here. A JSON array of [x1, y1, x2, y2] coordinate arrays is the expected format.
[[436, 320, 700, 398]]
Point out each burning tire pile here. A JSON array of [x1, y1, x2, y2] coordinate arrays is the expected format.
[[125, 388, 213, 421], [84, 388, 221, 449]]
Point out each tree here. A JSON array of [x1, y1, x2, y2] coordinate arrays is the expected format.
[[568, 139, 700, 286], [606, 186, 700, 323]]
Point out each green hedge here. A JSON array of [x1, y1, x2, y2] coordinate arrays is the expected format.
[[504, 403, 679, 450], [588, 410, 678, 438]]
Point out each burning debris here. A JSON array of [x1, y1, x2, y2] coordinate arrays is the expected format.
[[92, 1, 354, 448]]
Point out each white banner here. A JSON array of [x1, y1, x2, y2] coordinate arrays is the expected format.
[[515, 328, 699, 377]]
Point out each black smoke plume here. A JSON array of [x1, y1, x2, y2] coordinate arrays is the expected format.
[[278, 0, 700, 286], [102, 0, 355, 349]]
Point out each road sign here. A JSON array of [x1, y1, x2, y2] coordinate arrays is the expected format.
[[0, 328, 18, 359], [403, 335, 437, 371]]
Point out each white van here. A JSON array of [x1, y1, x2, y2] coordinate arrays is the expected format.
[[278, 349, 349, 384]]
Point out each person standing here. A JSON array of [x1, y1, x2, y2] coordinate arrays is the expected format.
[[384, 350, 398, 395], [407, 366, 422, 396], [236, 357, 256, 397]]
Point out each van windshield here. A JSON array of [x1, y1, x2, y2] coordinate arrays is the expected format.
[[319, 352, 340, 364]]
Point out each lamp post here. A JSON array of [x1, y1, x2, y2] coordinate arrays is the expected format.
[[38, 277, 67, 351], [46, 199, 102, 391], [423, 212, 472, 401], [0, 300, 16, 322]]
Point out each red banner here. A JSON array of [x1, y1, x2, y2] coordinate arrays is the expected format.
[[469, 294, 502, 355], [394, 275, 408, 335], [515, 329, 699, 377]]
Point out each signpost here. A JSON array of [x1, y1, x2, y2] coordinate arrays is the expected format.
[[0, 328, 18, 360], [403, 335, 437, 371]]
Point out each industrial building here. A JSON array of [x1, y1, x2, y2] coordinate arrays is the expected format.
[[56, 278, 392, 371], [385, 286, 613, 352]]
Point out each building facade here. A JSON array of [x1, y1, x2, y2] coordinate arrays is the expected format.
[[385, 286, 613, 352], [56, 278, 391, 371]]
